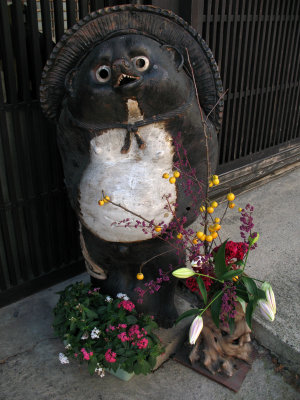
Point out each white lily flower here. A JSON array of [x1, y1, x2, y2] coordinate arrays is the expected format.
[[261, 282, 276, 315], [258, 300, 275, 322], [189, 315, 203, 345], [172, 268, 195, 279]]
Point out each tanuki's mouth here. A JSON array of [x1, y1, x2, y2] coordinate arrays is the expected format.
[[114, 73, 140, 88]]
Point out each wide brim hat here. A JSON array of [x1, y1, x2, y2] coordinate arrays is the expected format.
[[40, 4, 223, 131]]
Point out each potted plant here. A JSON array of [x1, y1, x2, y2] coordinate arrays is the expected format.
[[54, 282, 164, 380]]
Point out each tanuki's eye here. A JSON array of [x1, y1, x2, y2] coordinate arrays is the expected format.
[[95, 65, 111, 83], [132, 56, 150, 72]]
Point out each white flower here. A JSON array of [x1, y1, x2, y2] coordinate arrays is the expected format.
[[95, 363, 105, 378], [91, 327, 101, 339], [59, 353, 69, 364], [65, 343, 71, 350], [117, 293, 129, 300], [81, 332, 89, 340], [105, 296, 113, 303], [190, 255, 206, 268], [189, 315, 203, 345]]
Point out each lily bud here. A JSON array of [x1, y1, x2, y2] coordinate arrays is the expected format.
[[248, 232, 259, 245], [189, 315, 203, 345], [261, 282, 276, 315], [258, 300, 275, 322], [172, 268, 195, 279]]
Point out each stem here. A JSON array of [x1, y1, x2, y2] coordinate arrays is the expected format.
[[139, 249, 175, 273], [195, 273, 223, 283], [200, 290, 223, 316]]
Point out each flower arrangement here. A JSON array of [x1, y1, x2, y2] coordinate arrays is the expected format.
[[53, 282, 164, 377]]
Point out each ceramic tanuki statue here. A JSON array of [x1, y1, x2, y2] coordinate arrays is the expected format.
[[40, 5, 223, 327]]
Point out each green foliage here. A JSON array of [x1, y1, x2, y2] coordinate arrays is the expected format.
[[213, 240, 228, 279], [53, 282, 164, 376]]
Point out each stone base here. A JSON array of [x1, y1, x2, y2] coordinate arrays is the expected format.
[[153, 290, 196, 370]]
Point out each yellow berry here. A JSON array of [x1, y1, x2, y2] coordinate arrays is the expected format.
[[196, 231, 204, 239], [214, 223, 221, 231], [214, 217, 220, 223], [173, 171, 180, 178], [169, 177, 176, 184], [199, 206, 206, 213], [105, 196, 110, 201], [212, 232, 218, 239], [162, 173, 169, 179], [238, 207, 242, 212], [208, 225, 215, 233], [154, 226, 162, 232], [137, 273, 144, 280], [98, 200, 105, 206], [209, 181, 213, 188], [232, 276, 239, 282], [213, 178, 219, 185], [229, 202, 235, 209], [207, 207, 214, 214], [211, 201, 218, 208], [200, 234, 206, 241], [192, 238, 198, 245], [227, 192, 235, 201], [177, 233, 183, 239], [212, 175, 218, 180], [206, 235, 213, 242]]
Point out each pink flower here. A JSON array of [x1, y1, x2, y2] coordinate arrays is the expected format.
[[118, 332, 129, 342], [137, 338, 148, 349], [74, 353, 78, 358], [89, 352, 93, 356], [105, 349, 117, 363], [118, 324, 127, 329], [118, 300, 135, 312]]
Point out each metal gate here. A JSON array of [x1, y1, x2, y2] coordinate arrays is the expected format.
[[0, 0, 299, 305]]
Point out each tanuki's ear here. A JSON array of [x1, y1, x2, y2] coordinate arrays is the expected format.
[[161, 44, 184, 71], [64, 68, 77, 95]]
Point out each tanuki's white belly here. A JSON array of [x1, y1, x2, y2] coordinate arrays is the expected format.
[[79, 122, 176, 242]]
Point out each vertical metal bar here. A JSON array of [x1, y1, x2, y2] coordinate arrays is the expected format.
[[235, 0, 252, 159], [40, 0, 54, 58], [228, 0, 246, 161], [0, 0, 17, 104], [264, 1, 286, 148], [205, 0, 212, 44], [222, 0, 239, 163], [216, 0, 226, 72], [243, 1, 263, 157], [26, 0, 43, 99], [66, 0, 77, 27], [90, 0, 105, 12], [211, 0, 219, 57], [53, 0, 65, 42], [278, 1, 299, 144], [252, 0, 276, 154], [267, 1, 290, 147], [260, 0, 281, 150], [191, 0, 204, 35], [78, 0, 89, 19], [11, 0, 31, 102], [219, 0, 233, 165]]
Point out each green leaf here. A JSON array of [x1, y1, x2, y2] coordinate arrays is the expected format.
[[139, 360, 151, 375], [210, 290, 223, 328], [126, 315, 138, 325], [220, 269, 243, 281], [228, 317, 235, 335], [196, 276, 207, 305], [235, 288, 249, 302], [245, 299, 255, 329], [84, 308, 98, 320], [236, 296, 246, 313], [235, 260, 245, 266], [148, 355, 157, 369], [257, 288, 267, 300], [242, 276, 258, 297], [88, 356, 98, 376], [133, 362, 142, 375], [175, 308, 201, 325], [213, 240, 229, 279]]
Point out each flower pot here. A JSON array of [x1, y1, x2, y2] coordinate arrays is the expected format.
[[107, 367, 135, 381]]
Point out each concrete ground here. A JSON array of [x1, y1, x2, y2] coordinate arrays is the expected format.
[[1, 167, 300, 400]]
